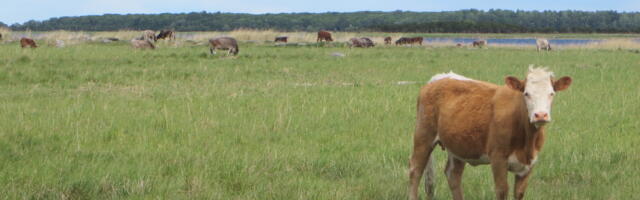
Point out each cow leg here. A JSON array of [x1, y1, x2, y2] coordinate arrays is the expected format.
[[490, 155, 509, 200], [514, 169, 533, 200], [445, 155, 466, 200], [409, 109, 438, 200]]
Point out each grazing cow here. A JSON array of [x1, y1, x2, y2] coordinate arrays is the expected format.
[[155, 30, 175, 41], [536, 39, 551, 51], [456, 43, 463, 47], [408, 67, 572, 200], [409, 37, 423, 45], [317, 31, 333, 42], [396, 37, 410, 45], [275, 36, 288, 43], [130, 39, 155, 49], [141, 30, 156, 42], [20, 37, 37, 48], [396, 37, 423, 46], [384, 37, 392, 45], [348, 37, 375, 48], [0, 33, 2, 41], [209, 37, 239, 56], [473, 40, 487, 48]]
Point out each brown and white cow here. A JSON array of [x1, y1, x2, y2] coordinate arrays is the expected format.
[[141, 30, 156, 42], [536, 39, 551, 51], [20, 37, 37, 48], [317, 31, 333, 42], [409, 67, 572, 200]]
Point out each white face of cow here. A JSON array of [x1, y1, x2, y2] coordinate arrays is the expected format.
[[523, 70, 555, 124], [505, 67, 573, 126]]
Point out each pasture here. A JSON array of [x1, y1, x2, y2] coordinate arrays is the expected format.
[[0, 39, 638, 199]]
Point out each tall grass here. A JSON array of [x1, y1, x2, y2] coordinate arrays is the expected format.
[[0, 42, 638, 199]]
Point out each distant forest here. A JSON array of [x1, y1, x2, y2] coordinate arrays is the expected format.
[[5, 9, 640, 33]]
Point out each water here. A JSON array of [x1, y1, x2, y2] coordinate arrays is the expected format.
[[424, 38, 603, 46]]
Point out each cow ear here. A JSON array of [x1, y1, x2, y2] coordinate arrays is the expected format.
[[505, 76, 524, 91], [553, 76, 572, 91]]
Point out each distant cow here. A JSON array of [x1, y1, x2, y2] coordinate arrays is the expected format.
[[141, 30, 156, 42], [348, 37, 375, 48], [155, 30, 175, 41], [275, 36, 288, 43], [209, 37, 239, 56], [396, 37, 423, 45], [395, 37, 410, 45], [409, 37, 423, 45], [456, 43, 463, 47], [20, 38, 37, 48], [473, 40, 487, 48], [317, 31, 333, 42], [536, 39, 551, 51], [130, 39, 155, 49], [384, 37, 392, 45], [0, 33, 3, 41]]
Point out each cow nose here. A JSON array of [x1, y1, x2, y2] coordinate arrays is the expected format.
[[534, 112, 549, 121]]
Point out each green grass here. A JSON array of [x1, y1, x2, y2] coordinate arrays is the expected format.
[[0, 42, 639, 199]]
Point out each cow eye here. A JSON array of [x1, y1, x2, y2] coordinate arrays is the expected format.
[[524, 92, 530, 97], [550, 92, 555, 96]]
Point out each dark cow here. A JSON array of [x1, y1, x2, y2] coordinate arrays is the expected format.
[[473, 40, 488, 48], [384, 37, 392, 45], [155, 30, 175, 41], [20, 37, 37, 48], [396, 37, 423, 46], [275, 36, 288, 43], [0, 33, 3, 41], [395, 37, 410, 45], [317, 31, 333, 42], [409, 37, 423, 45], [209, 37, 239, 56], [348, 37, 375, 48]]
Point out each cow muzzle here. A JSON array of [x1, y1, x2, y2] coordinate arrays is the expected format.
[[532, 112, 550, 124]]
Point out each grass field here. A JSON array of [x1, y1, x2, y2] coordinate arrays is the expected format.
[[0, 40, 639, 199]]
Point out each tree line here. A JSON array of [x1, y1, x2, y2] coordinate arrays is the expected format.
[[6, 9, 640, 33]]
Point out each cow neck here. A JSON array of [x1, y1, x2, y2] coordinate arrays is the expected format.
[[517, 94, 544, 165]]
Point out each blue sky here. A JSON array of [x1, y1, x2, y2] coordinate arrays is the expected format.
[[1, 0, 639, 24]]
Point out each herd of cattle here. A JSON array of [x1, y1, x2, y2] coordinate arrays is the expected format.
[[6, 30, 555, 55]]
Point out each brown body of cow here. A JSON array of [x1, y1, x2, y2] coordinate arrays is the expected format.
[[209, 37, 239, 56], [473, 40, 487, 48], [275, 36, 288, 43], [317, 31, 333, 42], [155, 30, 175, 41], [409, 68, 572, 200], [20, 38, 37, 48], [384, 37, 392, 44]]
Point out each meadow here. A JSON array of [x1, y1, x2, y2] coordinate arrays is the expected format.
[[0, 37, 639, 199]]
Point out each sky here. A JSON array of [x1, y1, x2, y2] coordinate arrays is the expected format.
[[1, 0, 639, 25]]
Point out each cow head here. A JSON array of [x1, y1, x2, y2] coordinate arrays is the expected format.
[[505, 66, 572, 125]]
